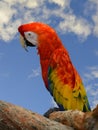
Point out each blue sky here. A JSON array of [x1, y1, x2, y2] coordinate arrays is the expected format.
[[0, 0, 98, 114]]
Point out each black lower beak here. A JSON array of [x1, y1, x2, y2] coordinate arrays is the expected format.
[[24, 38, 35, 47]]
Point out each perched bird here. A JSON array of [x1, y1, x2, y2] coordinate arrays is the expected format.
[[18, 22, 91, 112]]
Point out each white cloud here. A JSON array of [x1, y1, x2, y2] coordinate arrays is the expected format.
[[92, 12, 98, 37], [28, 67, 41, 79], [83, 66, 98, 80], [91, 89, 98, 96], [0, 1, 16, 24], [85, 0, 98, 37], [49, 0, 70, 8], [51, 97, 58, 108], [0, 0, 98, 42], [0, 1, 21, 41], [26, 0, 39, 8], [59, 13, 91, 40], [92, 100, 98, 109], [88, 0, 98, 5], [87, 66, 98, 78], [94, 50, 98, 56], [82, 66, 98, 109]]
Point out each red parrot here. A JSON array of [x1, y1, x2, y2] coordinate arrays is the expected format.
[[18, 22, 91, 112]]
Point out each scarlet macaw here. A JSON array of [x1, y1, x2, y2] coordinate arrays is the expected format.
[[18, 22, 91, 112]]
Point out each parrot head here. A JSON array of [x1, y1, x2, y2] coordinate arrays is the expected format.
[[18, 22, 61, 51]]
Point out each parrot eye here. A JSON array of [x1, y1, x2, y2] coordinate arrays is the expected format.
[[28, 33, 31, 36], [24, 31, 38, 46]]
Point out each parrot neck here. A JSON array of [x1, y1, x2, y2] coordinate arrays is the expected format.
[[37, 37, 64, 88], [37, 37, 63, 60]]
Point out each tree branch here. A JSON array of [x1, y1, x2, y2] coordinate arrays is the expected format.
[[0, 100, 97, 130], [49, 106, 98, 130], [0, 100, 72, 130]]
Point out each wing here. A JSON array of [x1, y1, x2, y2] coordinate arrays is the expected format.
[[48, 48, 91, 111]]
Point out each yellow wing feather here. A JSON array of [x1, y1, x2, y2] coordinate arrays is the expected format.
[[48, 48, 90, 111]]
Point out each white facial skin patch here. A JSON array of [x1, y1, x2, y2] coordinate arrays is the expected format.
[[24, 31, 38, 46]]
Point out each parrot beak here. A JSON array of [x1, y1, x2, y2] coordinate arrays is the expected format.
[[19, 34, 35, 51]]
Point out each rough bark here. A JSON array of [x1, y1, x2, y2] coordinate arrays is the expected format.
[[0, 100, 97, 130], [0, 100, 72, 130], [49, 106, 98, 130]]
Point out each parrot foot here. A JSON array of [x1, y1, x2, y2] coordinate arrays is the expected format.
[[44, 107, 60, 118]]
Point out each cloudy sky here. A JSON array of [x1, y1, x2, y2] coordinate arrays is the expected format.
[[0, 0, 98, 114]]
